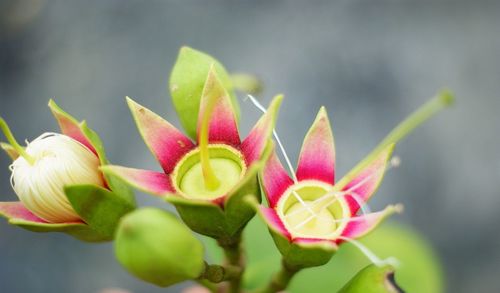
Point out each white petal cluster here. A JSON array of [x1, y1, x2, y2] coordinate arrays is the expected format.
[[10, 133, 104, 223]]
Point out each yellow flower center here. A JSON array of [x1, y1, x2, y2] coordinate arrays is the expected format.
[[172, 144, 246, 200], [277, 180, 350, 239]]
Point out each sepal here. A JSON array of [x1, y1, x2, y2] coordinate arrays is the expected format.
[[114, 208, 205, 287], [0, 201, 110, 242], [65, 184, 135, 240]]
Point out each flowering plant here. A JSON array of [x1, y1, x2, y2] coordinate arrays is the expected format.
[[0, 47, 453, 293]]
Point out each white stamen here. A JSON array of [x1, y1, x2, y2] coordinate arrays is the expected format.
[[339, 236, 400, 268], [10, 133, 104, 223]]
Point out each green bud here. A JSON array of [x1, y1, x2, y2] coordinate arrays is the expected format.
[[114, 208, 205, 287], [169, 46, 240, 139]]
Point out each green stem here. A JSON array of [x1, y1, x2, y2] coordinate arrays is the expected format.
[[254, 260, 300, 293], [218, 235, 245, 293], [334, 89, 454, 191], [196, 279, 218, 293], [0, 117, 35, 165]]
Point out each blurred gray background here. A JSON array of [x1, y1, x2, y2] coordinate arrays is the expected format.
[[0, 0, 499, 292]]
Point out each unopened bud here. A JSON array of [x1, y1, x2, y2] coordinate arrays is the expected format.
[[10, 133, 104, 223], [114, 208, 205, 287]]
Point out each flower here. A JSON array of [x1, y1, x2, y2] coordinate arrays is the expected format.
[[10, 132, 104, 223], [0, 100, 135, 241], [252, 90, 454, 268], [102, 68, 282, 239], [253, 107, 400, 268]]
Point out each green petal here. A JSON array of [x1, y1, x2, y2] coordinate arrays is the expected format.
[[64, 184, 135, 239], [338, 264, 403, 293], [169, 46, 240, 139]]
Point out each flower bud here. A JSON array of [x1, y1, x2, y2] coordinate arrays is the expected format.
[[114, 208, 205, 287], [10, 133, 104, 223]]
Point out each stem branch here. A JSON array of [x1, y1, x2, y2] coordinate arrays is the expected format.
[[218, 235, 245, 293]]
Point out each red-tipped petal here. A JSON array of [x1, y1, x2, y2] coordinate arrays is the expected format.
[[0, 202, 47, 223], [296, 107, 335, 184], [127, 97, 195, 174], [342, 145, 395, 215], [259, 206, 291, 239], [241, 95, 283, 165], [48, 100, 97, 154], [197, 68, 240, 146], [340, 205, 402, 239], [261, 150, 294, 208], [101, 165, 175, 196]]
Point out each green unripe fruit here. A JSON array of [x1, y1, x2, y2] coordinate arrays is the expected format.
[[114, 208, 205, 287]]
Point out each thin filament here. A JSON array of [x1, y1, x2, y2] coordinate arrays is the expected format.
[[339, 236, 400, 268]]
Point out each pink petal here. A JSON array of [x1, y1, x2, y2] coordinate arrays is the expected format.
[[100, 165, 175, 196], [48, 100, 97, 154], [127, 97, 195, 174], [340, 205, 402, 239], [296, 107, 336, 184], [261, 150, 294, 208], [342, 145, 395, 215], [196, 68, 240, 146], [259, 206, 291, 240], [241, 95, 283, 165], [0, 202, 47, 223]]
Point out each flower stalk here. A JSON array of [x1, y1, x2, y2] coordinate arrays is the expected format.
[[254, 260, 300, 293], [217, 235, 245, 293]]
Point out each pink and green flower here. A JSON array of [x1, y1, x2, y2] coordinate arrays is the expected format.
[[253, 90, 454, 269], [102, 68, 282, 241], [0, 101, 135, 242]]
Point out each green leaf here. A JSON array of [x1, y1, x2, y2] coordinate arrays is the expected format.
[[115, 208, 205, 287], [338, 264, 403, 293], [169, 46, 240, 139], [64, 184, 135, 240]]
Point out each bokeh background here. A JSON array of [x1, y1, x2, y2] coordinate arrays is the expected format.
[[1, 1, 499, 292]]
